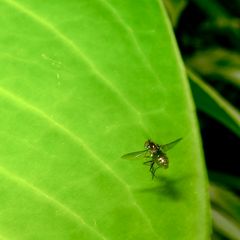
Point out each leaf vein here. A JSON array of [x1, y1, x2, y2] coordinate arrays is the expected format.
[[3, 0, 139, 115], [0, 166, 107, 240], [0, 86, 158, 238], [97, 0, 161, 83]]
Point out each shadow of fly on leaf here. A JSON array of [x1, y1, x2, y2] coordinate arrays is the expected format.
[[121, 138, 182, 179]]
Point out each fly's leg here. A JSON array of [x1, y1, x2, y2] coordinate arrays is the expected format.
[[143, 160, 153, 166], [152, 166, 160, 178], [150, 162, 155, 179], [150, 163, 162, 179]]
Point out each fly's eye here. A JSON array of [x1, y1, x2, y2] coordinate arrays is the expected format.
[[144, 140, 150, 149]]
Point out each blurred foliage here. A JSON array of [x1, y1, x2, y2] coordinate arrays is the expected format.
[[163, 0, 240, 239]]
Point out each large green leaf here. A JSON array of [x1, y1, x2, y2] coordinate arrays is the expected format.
[[0, 0, 210, 239]]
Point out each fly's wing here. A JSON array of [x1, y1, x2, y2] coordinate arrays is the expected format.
[[121, 150, 148, 159], [160, 138, 182, 152]]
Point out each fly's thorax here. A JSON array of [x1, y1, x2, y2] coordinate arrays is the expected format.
[[156, 153, 169, 168], [144, 140, 160, 155]]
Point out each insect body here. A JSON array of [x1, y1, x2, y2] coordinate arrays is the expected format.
[[122, 138, 182, 179]]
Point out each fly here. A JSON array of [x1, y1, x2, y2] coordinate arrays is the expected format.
[[121, 138, 182, 179]]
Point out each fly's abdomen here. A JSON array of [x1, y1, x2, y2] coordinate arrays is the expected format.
[[157, 154, 169, 168]]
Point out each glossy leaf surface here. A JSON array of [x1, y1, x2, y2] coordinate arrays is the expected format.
[[0, 0, 210, 239]]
